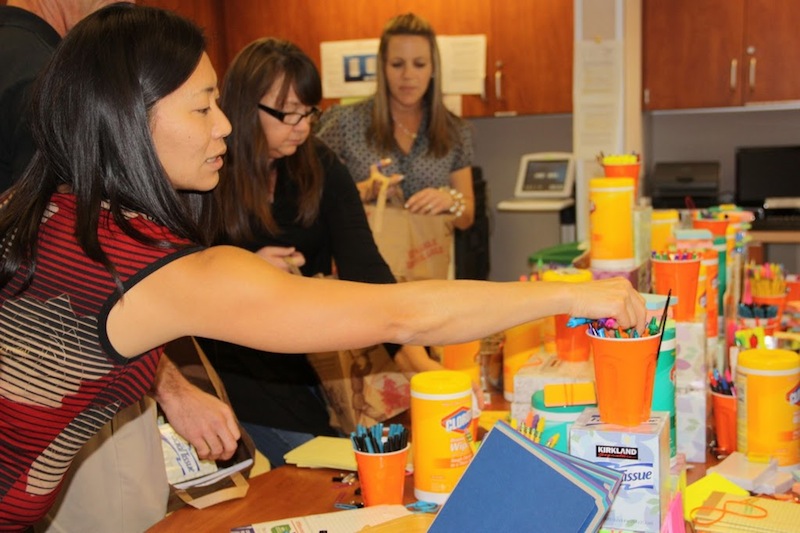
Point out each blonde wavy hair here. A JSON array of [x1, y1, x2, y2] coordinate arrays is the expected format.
[[368, 13, 463, 157]]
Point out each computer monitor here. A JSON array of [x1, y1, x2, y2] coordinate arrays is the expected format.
[[513, 152, 575, 200], [735, 145, 800, 208]]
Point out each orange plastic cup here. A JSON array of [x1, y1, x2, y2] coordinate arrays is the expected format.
[[752, 292, 788, 326], [692, 218, 730, 238], [553, 314, 590, 361], [442, 340, 481, 385], [354, 445, 409, 506], [711, 392, 737, 454], [651, 258, 701, 321], [603, 163, 641, 196], [589, 332, 660, 426]]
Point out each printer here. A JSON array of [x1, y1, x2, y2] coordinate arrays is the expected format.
[[647, 161, 721, 209]]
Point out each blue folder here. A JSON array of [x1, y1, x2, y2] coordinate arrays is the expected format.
[[428, 420, 622, 533]]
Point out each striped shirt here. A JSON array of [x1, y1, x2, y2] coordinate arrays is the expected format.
[[0, 193, 201, 530]]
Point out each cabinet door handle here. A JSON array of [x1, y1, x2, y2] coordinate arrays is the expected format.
[[730, 59, 738, 90], [749, 57, 757, 90], [494, 60, 503, 100]]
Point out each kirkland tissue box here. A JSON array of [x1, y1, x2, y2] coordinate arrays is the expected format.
[[675, 386, 707, 463], [675, 320, 706, 388], [512, 352, 594, 404], [570, 409, 670, 533]]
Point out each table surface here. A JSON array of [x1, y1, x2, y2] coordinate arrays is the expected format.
[[147, 465, 417, 532], [148, 392, 719, 532]]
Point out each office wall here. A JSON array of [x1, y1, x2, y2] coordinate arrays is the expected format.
[[471, 109, 800, 281]]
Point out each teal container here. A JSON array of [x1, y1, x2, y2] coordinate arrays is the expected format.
[[714, 236, 727, 312], [651, 318, 676, 458], [531, 389, 594, 454]]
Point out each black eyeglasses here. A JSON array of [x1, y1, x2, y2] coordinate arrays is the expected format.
[[257, 103, 321, 125]]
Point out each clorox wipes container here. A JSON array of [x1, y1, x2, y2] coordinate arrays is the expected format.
[[410, 370, 473, 504]]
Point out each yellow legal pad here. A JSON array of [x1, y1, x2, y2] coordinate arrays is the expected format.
[[692, 491, 800, 532], [543, 381, 597, 407]]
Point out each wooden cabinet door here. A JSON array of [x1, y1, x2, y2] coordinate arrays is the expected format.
[[140, 0, 227, 74], [643, 0, 745, 110], [488, 0, 573, 116], [742, 0, 800, 104]]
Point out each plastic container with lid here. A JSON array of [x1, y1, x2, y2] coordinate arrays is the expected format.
[[410, 370, 473, 503]]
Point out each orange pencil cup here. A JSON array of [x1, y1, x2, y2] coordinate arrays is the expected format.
[[711, 392, 737, 454], [752, 292, 788, 325], [554, 314, 590, 362], [651, 258, 700, 321], [354, 445, 409, 506], [603, 162, 641, 197], [589, 332, 660, 426]]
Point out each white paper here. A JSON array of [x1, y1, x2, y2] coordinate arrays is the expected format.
[[574, 40, 621, 98], [321, 39, 380, 99], [438, 34, 487, 95], [230, 504, 412, 533]]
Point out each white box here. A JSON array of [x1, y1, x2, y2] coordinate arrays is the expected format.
[[570, 409, 670, 533], [512, 352, 594, 404], [675, 386, 707, 463]]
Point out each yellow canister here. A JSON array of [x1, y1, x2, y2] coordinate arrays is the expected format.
[[650, 209, 679, 252], [735, 348, 800, 468], [589, 177, 635, 270], [410, 370, 473, 503]]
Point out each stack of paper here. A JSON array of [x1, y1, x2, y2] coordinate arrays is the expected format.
[[428, 420, 623, 532], [283, 436, 358, 471], [693, 491, 800, 532], [706, 451, 777, 492]]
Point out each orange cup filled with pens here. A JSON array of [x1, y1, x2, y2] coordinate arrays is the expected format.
[[351, 423, 409, 506], [574, 316, 665, 426], [599, 153, 641, 197], [651, 251, 701, 321]]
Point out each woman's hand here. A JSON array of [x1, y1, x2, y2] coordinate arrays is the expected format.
[[254, 246, 306, 274], [404, 187, 452, 215], [567, 277, 647, 333]]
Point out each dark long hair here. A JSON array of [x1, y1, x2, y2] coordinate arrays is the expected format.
[[205, 38, 323, 244], [0, 3, 208, 290]]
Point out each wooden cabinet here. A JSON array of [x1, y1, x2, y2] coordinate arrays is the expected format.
[[140, 0, 573, 117], [643, 0, 800, 110], [468, 0, 574, 117]]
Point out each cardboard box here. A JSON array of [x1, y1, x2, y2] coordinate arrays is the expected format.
[[570, 409, 670, 533], [675, 386, 707, 463], [675, 320, 706, 388], [512, 352, 594, 404]]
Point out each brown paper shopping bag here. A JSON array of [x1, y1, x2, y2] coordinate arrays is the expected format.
[[364, 203, 455, 282], [306, 344, 410, 435], [162, 337, 256, 511]]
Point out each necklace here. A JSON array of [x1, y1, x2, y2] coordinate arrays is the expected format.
[[394, 119, 418, 140]]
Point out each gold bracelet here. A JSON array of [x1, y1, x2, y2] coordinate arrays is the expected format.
[[440, 187, 466, 217]]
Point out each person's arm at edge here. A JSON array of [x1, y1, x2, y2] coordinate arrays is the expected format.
[[151, 355, 240, 461], [108, 246, 646, 360]]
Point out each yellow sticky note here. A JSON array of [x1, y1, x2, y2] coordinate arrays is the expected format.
[[543, 382, 596, 407], [683, 471, 748, 522]]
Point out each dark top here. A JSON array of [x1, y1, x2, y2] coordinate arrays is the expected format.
[[198, 141, 397, 435], [0, 6, 61, 191]]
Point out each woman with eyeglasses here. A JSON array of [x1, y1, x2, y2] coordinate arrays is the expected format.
[[197, 38, 447, 466]]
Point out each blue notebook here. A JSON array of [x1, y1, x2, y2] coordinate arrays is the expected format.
[[428, 420, 622, 533]]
